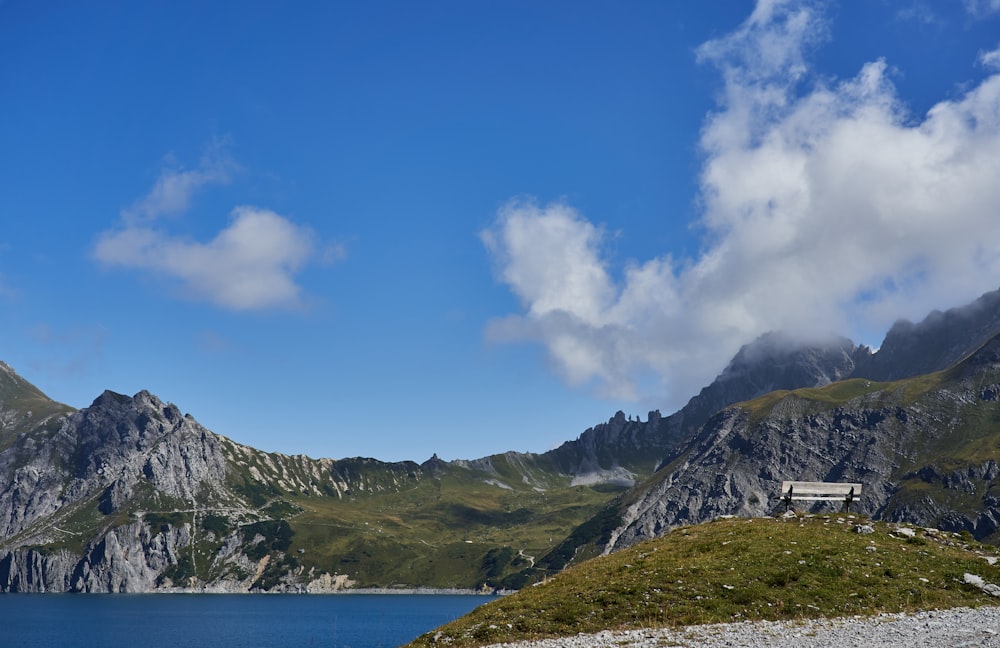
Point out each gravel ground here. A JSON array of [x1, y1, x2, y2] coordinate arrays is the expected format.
[[481, 606, 1000, 648]]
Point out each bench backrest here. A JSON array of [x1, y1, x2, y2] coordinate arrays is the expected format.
[[780, 481, 862, 497]]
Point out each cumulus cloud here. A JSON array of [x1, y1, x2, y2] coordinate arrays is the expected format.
[[96, 146, 329, 311], [96, 207, 317, 310], [481, 201, 680, 398], [483, 0, 1000, 408]]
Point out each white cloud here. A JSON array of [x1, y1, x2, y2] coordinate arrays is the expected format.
[[481, 201, 680, 398], [96, 207, 317, 310], [982, 44, 1000, 70], [123, 141, 236, 223], [483, 0, 1000, 409], [96, 145, 330, 311]]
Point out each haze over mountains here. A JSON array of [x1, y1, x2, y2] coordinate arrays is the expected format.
[[3, 288, 1000, 592]]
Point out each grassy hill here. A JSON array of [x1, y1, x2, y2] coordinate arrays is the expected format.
[[223, 449, 624, 589], [408, 515, 1000, 647], [0, 361, 74, 453]]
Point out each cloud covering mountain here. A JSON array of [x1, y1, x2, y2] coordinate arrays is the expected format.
[[483, 0, 1000, 411]]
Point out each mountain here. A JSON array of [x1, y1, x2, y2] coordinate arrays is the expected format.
[[509, 287, 1000, 579], [0, 360, 74, 448], [0, 332, 869, 592], [0, 381, 632, 592], [549, 328, 1000, 570], [852, 288, 1000, 382], [6, 287, 1000, 592], [542, 332, 867, 484]]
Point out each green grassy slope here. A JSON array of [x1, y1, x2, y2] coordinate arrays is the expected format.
[[237, 454, 628, 589], [409, 515, 1000, 647], [0, 362, 74, 452]]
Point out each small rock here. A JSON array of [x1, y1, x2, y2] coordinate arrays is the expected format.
[[963, 572, 1000, 597], [854, 524, 875, 535], [894, 527, 916, 538]]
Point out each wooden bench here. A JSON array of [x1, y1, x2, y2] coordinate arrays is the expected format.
[[779, 481, 862, 513]]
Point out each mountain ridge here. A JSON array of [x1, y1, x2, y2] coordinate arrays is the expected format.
[[586, 326, 1000, 561], [0, 332, 865, 592], [4, 286, 1000, 591]]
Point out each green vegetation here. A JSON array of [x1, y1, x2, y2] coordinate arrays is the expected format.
[[241, 519, 294, 560], [282, 467, 623, 588], [145, 511, 188, 532], [0, 365, 74, 454], [409, 515, 1000, 647], [739, 370, 957, 421]]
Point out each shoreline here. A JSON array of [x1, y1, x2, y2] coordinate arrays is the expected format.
[[92, 586, 511, 596]]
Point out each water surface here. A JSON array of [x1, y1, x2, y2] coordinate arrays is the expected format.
[[0, 593, 489, 647]]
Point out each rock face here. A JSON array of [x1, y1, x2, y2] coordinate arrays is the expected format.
[[543, 410, 663, 487], [0, 384, 445, 592], [600, 331, 1000, 554], [852, 286, 1000, 381], [527, 287, 1000, 570], [0, 388, 244, 592], [543, 333, 868, 483], [677, 333, 867, 444], [0, 389, 229, 545]]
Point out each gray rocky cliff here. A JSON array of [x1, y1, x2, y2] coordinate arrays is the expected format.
[[0, 389, 230, 544], [601, 333, 1000, 554], [673, 332, 867, 449], [543, 410, 663, 487], [541, 333, 866, 485], [852, 286, 1000, 381], [0, 388, 242, 592]]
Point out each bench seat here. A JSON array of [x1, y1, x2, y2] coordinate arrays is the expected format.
[[779, 481, 862, 512]]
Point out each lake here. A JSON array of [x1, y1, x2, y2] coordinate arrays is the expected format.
[[0, 593, 491, 647]]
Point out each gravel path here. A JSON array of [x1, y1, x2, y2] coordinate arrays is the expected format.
[[481, 606, 1000, 648]]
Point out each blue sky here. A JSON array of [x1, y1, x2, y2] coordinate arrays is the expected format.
[[2, 1, 1000, 462]]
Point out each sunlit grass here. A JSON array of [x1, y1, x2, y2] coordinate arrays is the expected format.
[[409, 515, 1000, 647]]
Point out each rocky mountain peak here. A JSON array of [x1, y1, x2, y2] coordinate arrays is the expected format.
[[539, 333, 871, 483], [73, 390, 187, 467], [717, 331, 862, 386], [852, 286, 1000, 381], [669, 332, 864, 449]]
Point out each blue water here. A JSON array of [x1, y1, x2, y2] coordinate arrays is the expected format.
[[0, 594, 490, 647]]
